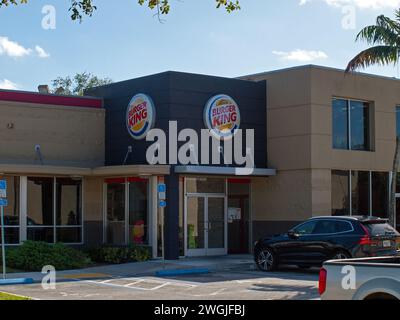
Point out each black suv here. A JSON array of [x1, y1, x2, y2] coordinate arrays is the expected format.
[[254, 216, 400, 272]]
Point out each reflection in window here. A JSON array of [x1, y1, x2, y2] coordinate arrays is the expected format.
[[27, 177, 54, 242], [56, 178, 82, 243], [332, 98, 371, 151], [294, 221, 317, 235], [128, 180, 148, 245], [27, 177, 83, 243], [372, 172, 389, 219], [331, 171, 350, 216], [186, 178, 225, 194], [351, 171, 370, 215], [350, 101, 370, 151], [1, 176, 20, 244], [396, 106, 400, 139], [106, 183, 125, 245], [332, 99, 349, 149]]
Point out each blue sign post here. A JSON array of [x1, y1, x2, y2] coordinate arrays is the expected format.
[[0, 180, 7, 280], [158, 183, 167, 268]]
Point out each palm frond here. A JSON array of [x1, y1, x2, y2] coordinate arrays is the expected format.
[[356, 15, 400, 46], [346, 45, 399, 72]]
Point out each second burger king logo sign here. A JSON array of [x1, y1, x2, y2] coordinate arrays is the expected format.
[[204, 94, 241, 140], [126, 93, 156, 140]]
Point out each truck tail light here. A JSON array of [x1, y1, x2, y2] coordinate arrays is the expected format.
[[319, 268, 327, 296]]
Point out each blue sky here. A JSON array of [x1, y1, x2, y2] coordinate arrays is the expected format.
[[1, 0, 400, 91]]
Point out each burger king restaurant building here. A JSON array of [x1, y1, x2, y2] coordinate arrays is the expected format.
[[1, 65, 399, 260]]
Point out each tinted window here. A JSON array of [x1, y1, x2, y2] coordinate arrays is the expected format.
[[334, 221, 353, 233], [313, 220, 336, 234], [294, 221, 317, 235], [332, 99, 349, 149], [364, 223, 398, 236], [350, 100, 370, 151], [331, 170, 350, 216], [351, 171, 370, 215], [372, 172, 389, 218]]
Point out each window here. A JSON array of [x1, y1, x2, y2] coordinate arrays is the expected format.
[[313, 220, 336, 234], [27, 177, 54, 242], [293, 220, 317, 235], [396, 106, 400, 139], [27, 177, 83, 244], [0, 176, 20, 244], [106, 182, 125, 245], [186, 178, 225, 194], [128, 179, 149, 245], [332, 98, 371, 151], [331, 171, 350, 216], [333, 99, 349, 149], [372, 172, 389, 218], [56, 178, 82, 243], [334, 221, 353, 233], [351, 171, 370, 216], [331, 170, 389, 218]]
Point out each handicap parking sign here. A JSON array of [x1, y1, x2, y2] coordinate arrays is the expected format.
[[0, 180, 6, 199], [0, 199, 7, 207], [158, 183, 166, 193]]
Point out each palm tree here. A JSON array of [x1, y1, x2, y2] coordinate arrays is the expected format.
[[346, 10, 400, 228]]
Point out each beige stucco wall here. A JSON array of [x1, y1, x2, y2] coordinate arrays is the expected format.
[[0, 101, 105, 168], [310, 66, 399, 172], [244, 65, 400, 221]]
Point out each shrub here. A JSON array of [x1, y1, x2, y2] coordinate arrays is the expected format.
[[0, 241, 91, 272], [86, 245, 151, 264]]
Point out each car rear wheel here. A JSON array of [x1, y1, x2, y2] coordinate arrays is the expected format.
[[255, 247, 276, 272], [331, 251, 351, 260]]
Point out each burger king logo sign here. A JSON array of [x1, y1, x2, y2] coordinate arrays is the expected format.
[[126, 94, 155, 140], [204, 94, 241, 140]]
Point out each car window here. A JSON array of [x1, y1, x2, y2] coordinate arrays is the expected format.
[[312, 220, 336, 234], [293, 221, 317, 235], [364, 223, 399, 236], [334, 221, 353, 233]]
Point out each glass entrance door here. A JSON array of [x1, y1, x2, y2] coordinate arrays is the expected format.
[[186, 195, 226, 257]]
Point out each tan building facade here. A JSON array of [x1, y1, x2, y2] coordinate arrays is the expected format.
[[1, 66, 399, 260], [243, 65, 400, 237]]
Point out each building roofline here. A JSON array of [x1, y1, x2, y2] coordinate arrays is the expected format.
[[0, 88, 103, 109], [238, 64, 400, 83], [86, 70, 264, 94]]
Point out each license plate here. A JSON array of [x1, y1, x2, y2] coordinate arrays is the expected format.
[[383, 240, 392, 248]]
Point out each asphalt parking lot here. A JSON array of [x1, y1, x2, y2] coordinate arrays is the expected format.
[[0, 267, 320, 300]]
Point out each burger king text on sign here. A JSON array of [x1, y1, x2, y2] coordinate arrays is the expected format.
[[126, 93, 156, 140], [204, 94, 241, 140]]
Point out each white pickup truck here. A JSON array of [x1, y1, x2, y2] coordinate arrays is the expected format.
[[320, 256, 400, 300]]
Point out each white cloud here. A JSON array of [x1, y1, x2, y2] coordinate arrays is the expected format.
[[0, 79, 19, 90], [0, 36, 31, 57], [299, 0, 400, 9], [273, 49, 328, 62], [0, 36, 50, 59], [35, 45, 50, 58]]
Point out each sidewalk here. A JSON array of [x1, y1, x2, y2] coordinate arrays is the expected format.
[[5, 255, 255, 283]]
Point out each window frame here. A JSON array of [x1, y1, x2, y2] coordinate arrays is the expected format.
[[24, 176, 84, 245], [331, 170, 390, 218], [332, 97, 372, 152]]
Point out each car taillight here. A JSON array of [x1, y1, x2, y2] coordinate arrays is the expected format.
[[319, 268, 327, 296], [359, 224, 373, 245], [359, 235, 373, 245]]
